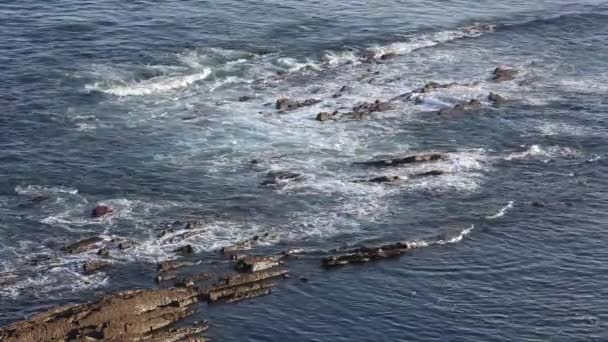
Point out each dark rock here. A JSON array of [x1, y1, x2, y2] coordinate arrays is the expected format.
[[238, 95, 253, 102], [261, 171, 303, 186], [83, 260, 110, 275], [97, 247, 110, 257], [175, 245, 195, 256], [332, 85, 352, 98], [276, 98, 321, 111], [300, 277, 309, 283], [316, 112, 333, 122], [488, 92, 507, 105], [117, 239, 135, 250], [356, 175, 401, 183], [380, 52, 397, 60], [492, 67, 519, 82], [61, 237, 104, 254], [31, 195, 50, 204], [235, 256, 281, 272], [413, 170, 445, 177], [357, 153, 447, 167], [91, 205, 113, 218], [322, 241, 411, 268], [531, 201, 546, 208]]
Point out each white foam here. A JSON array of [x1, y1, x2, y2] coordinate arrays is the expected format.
[[88, 68, 212, 96], [15, 185, 79, 196], [486, 201, 514, 219], [321, 50, 360, 65], [407, 225, 475, 248], [504, 145, 581, 161], [367, 24, 495, 59]]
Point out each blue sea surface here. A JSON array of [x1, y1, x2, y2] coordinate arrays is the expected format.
[[1, 1, 608, 340]]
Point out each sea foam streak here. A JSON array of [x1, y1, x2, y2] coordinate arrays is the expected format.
[[486, 201, 514, 219], [89, 68, 211, 96]]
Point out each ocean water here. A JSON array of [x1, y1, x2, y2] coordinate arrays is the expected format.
[[1, 0, 608, 340]]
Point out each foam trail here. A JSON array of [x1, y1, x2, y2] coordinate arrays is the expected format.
[[89, 68, 212, 96], [407, 225, 475, 248], [486, 201, 515, 219]]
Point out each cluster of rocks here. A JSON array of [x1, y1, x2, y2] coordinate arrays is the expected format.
[[356, 153, 447, 167], [0, 287, 209, 342], [316, 99, 393, 122], [276, 98, 320, 112]]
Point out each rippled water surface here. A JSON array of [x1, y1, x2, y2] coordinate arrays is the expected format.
[[1, 1, 608, 340]]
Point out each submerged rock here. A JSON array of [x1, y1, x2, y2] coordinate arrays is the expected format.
[[355, 175, 401, 183], [276, 98, 321, 111], [322, 242, 411, 268], [61, 236, 104, 254], [238, 95, 253, 102], [492, 67, 519, 82], [158, 260, 195, 273], [413, 170, 445, 178], [0, 288, 207, 342], [91, 205, 113, 218], [356, 153, 447, 167], [418, 81, 456, 93]]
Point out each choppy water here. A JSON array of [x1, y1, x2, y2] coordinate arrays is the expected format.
[[1, 1, 608, 340]]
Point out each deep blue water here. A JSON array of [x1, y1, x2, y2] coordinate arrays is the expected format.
[[1, 1, 608, 340]]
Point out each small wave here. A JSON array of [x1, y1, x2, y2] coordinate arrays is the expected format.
[[407, 225, 475, 248], [15, 185, 79, 196], [87, 68, 212, 96], [486, 201, 515, 219], [366, 23, 495, 58]]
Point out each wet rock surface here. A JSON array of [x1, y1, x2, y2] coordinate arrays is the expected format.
[[492, 67, 519, 82], [261, 170, 303, 186], [0, 287, 207, 342], [91, 205, 113, 218], [235, 256, 282, 272], [356, 153, 447, 167], [276, 98, 321, 111], [323, 242, 412, 267], [61, 236, 104, 254], [83, 260, 111, 275]]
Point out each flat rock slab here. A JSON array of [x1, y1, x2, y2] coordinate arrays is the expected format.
[[356, 153, 447, 167]]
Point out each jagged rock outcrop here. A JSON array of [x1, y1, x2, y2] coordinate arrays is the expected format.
[[205, 269, 289, 303], [315, 99, 392, 121], [0, 288, 207, 342], [492, 67, 519, 82], [92, 205, 113, 218], [276, 98, 321, 111], [235, 256, 282, 272]]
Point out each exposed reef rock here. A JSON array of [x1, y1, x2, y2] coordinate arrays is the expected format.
[[492, 67, 519, 82], [206, 269, 289, 303], [276, 98, 321, 111], [0, 288, 207, 342], [315, 99, 392, 121], [83, 260, 111, 275], [323, 242, 412, 267], [91, 205, 113, 218], [61, 236, 104, 254], [261, 170, 303, 186], [356, 153, 447, 167]]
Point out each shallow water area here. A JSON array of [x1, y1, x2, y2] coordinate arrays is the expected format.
[[1, 0, 608, 341]]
